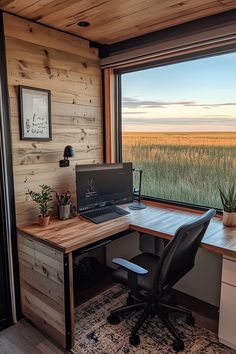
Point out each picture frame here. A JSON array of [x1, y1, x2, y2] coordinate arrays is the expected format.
[[19, 85, 52, 141]]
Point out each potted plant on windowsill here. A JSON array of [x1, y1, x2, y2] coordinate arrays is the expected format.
[[26, 184, 54, 227], [219, 183, 236, 227]]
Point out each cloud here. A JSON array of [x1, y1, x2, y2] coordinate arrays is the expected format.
[[123, 97, 236, 109], [123, 116, 236, 126], [123, 111, 147, 115], [122, 97, 195, 108], [206, 114, 232, 118], [185, 102, 236, 108]]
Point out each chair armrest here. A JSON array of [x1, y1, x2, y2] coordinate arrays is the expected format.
[[112, 257, 148, 275]]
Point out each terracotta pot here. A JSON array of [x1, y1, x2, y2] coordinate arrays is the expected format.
[[223, 212, 236, 227], [38, 215, 50, 227]]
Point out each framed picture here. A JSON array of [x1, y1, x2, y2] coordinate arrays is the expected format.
[[19, 85, 52, 141]]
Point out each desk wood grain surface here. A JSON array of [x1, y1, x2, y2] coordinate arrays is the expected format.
[[17, 202, 236, 258]]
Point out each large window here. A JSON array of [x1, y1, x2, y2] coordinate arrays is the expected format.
[[121, 52, 236, 209]]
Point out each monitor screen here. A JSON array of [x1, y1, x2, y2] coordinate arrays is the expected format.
[[76, 163, 133, 212]]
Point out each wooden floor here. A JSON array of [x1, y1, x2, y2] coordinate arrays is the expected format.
[[0, 292, 219, 354], [0, 305, 218, 354], [0, 320, 68, 354], [0, 269, 219, 354], [0, 310, 218, 354]]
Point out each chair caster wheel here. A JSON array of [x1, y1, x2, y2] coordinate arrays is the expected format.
[[129, 334, 140, 346], [173, 339, 185, 352], [186, 315, 195, 326], [107, 314, 121, 325]]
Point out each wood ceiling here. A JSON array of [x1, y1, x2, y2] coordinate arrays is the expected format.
[[1, 0, 236, 44]]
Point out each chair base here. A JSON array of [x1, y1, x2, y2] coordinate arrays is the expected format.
[[107, 296, 195, 352]]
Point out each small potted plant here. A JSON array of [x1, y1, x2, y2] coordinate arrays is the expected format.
[[219, 183, 236, 227], [27, 184, 54, 227]]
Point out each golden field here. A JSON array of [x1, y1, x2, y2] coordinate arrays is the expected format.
[[123, 132, 236, 147], [122, 132, 236, 208]]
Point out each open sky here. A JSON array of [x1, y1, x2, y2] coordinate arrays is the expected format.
[[122, 52, 236, 132]]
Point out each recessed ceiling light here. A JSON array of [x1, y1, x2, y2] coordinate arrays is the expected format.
[[78, 21, 90, 27]]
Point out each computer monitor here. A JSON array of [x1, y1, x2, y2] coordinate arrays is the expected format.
[[76, 163, 133, 212]]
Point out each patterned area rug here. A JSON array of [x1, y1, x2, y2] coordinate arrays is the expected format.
[[72, 285, 235, 354]]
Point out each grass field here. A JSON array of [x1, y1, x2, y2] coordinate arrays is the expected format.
[[122, 132, 236, 209]]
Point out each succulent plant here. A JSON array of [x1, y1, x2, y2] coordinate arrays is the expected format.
[[219, 183, 236, 212]]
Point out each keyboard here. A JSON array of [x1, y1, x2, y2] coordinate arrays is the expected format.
[[80, 205, 130, 224]]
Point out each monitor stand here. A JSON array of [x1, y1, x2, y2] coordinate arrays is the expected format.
[[128, 200, 147, 210]]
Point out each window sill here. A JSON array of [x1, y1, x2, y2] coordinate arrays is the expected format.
[[141, 195, 223, 216]]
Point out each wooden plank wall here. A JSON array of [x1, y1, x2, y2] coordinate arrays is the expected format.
[[3, 13, 103, 225]]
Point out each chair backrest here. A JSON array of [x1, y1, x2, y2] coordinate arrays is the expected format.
[[155, 209, 216, 294]]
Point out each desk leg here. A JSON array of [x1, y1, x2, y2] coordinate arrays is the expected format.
[[64, 252, 74, 349]]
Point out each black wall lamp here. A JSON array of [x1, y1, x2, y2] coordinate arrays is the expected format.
[[129, 169, 147, 210], [59, 145, 75, 167]]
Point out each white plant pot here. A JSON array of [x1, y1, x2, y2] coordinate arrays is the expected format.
[[223, 212, 236, 227]]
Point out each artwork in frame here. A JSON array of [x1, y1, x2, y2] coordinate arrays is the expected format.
[[19, 85, 52, 141]]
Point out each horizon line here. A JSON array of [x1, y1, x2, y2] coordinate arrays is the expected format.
[[122, 131, 236, 134]]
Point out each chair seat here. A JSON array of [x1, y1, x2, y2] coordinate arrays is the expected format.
[[113, 252, 160, 291]]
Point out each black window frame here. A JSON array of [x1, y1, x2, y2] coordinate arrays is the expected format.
[[115, 46, 236, 213], [0, 11, 21, 325]]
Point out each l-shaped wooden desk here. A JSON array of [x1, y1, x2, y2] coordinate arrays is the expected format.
[[17, 202, 236, 350]]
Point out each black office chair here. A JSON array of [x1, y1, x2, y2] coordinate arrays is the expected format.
[[107, 209, 216, 352]]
